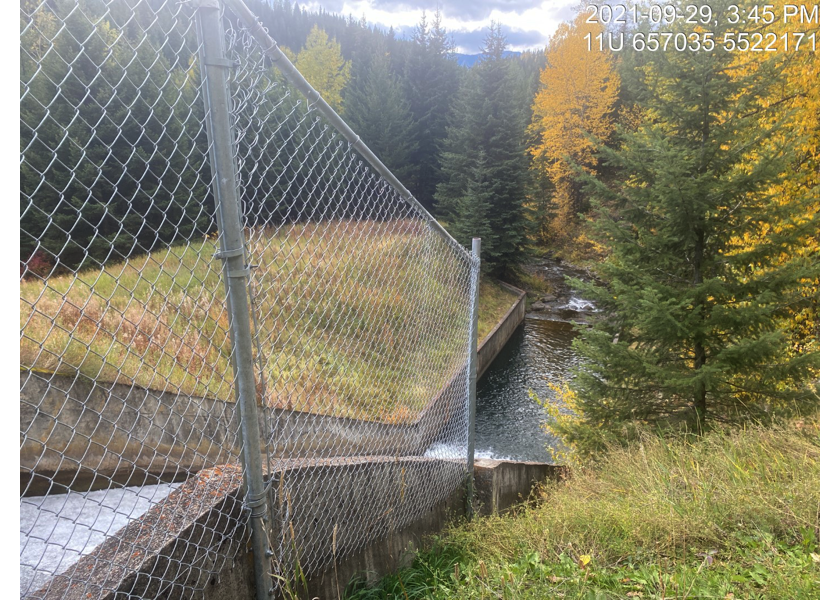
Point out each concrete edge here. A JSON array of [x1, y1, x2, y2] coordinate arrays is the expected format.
[[21, 279, 524, 496], [30, 458, 569, 600], [478, 282, 526, 353], [309, 458, 569, 599], [476, 283, 527, 380]]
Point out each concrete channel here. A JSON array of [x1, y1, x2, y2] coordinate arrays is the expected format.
[[20, 484, 179, 595], [20, 283, 558, 599]]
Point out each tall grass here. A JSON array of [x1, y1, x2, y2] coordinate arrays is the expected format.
[[476, 279, 520, 341], [20, 237, 233, 399], [347, 418, 820, 598], [20, 220, 519, 423]]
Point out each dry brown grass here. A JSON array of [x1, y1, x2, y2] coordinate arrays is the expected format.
[[21, 220, 519, 423]]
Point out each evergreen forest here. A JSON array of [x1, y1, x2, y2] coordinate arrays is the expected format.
[[252, 0, 820, 445]]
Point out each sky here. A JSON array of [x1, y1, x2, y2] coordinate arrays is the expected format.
[[295, 0, 581, 54]]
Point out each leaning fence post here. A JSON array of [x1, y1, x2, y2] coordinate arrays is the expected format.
[[194, 2, 273, 598], [466, 237, 481, 518]]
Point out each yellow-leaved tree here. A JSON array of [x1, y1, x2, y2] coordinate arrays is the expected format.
[[288, 26, 351, 113], [727, 11, 820, 363], [772, 16, 819, 361], [529, 12, 618, 247]]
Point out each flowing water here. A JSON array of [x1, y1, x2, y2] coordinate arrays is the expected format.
[[474, 260, 594, 462]]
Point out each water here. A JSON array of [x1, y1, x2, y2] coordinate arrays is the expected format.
[[474, 318, 583, 462], [474, 260, 593, 462]]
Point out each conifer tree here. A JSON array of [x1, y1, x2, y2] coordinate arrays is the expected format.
[[404, 10, 460, 211], [728, 13, 820, 363], [343, 51, 418, 189], [563, 3, 819, 452], [445, 150, 497, 265], [525, 155, 558, 246], [435, 23, 529, 273], [20, 0, 209, 272]]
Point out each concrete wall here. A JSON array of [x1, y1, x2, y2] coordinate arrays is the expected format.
[[20, 372, 239, 496], [29, 464, 250, 600], [477, 282, 526, 380], [30, 458, 567, 600], [20, 280, 523, 497], [473, 458, 569, 517], [20, 366, 467, 496], [23, 280, 532, 597], [308, 458, 569, 599]]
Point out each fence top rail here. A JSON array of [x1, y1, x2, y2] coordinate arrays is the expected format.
[[214, 0, 472, 262]]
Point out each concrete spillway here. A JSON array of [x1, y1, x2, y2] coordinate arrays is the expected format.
[[20, 484, 179, 596]]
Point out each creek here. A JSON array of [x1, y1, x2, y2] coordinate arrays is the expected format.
[[475, 260, 594, 462]]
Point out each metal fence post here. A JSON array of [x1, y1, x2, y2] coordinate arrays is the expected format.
[[195, 2, 273, 598], [466, 238, 481, 518]]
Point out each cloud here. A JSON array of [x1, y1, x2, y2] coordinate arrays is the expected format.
[[365, 20, 546, 54], [387, 23, 417, 38], [305, 0, 346, 12], [367, 0, 545, 22], [451, 25, 545, 54], [299, 0, 579, 52], [552, 4, 580, 24]]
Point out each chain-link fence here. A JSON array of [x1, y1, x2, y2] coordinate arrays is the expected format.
[[20, 0, 479, 597]]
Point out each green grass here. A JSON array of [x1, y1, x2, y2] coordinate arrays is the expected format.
[[509, 269, 552, 298], [345, 417, 820, 598], [20, 220, 519, 423], [477, 279, 520, 342]]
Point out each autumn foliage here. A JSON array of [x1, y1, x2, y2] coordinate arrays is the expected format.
[[288, 26, 351, 113], [529, 14, 619, 244], [729, 15, 820, 359], [547, 0, 819, 453]]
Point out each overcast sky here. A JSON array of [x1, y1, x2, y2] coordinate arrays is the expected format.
[[296, 0, 581, 54]]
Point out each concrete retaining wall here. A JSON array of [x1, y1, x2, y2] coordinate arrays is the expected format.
[[308, 458, 569, 599], [477, 282, 526, 380], [473, 458, 565, 517], [31, 458, 568, 600], [23, 279, 532, 597], [29, 464, 250, 600], [20, 372, 239, 496], [20, 280, 524, 497], [20, 366, 467, 496]]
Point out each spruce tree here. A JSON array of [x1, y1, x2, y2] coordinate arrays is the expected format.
[[525, 155, 558, 247], [435, 23, 529, 274], [20, 0, 210, 272], [446, 150, 497, 265], [343, 51, 418, 189], [564, 3, 819, 452], [404, 10, 460, 212]]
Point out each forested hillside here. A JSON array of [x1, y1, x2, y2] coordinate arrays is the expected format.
[[20, 0, 545, 276], [21, 0, 819, 443], [529, 1, 819, 452], [247, 0, 542, 274]]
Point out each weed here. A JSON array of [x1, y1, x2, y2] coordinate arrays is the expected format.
[[345, 419, 820, 599]]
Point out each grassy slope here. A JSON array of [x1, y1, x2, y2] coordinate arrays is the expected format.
[[20, 221, 519, 422], [477, 279, 520, 343], [347, 419, 820, 599]]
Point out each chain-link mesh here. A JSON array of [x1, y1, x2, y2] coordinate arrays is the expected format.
[[19, 0, 253, 597], [20, 0, 476, 597], [223, 9, 475, 579]]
